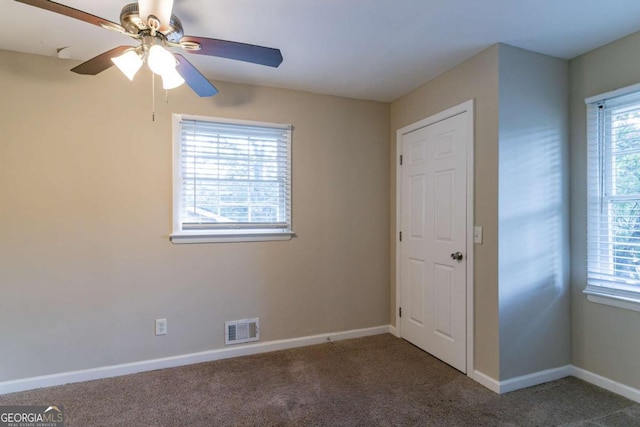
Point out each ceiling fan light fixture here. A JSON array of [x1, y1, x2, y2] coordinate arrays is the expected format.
[[161, 67, 185, 89], [147, 44, 176, 76], [111, 49, 143, 81], [16, 0, 281, 99]]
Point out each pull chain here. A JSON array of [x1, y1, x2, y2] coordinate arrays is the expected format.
[[152, 72, 156, 122], [151, 74, 171, 121]]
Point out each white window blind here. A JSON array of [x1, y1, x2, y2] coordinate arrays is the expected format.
[[586, 90, 640, 304], [172, 115, 292, 243]]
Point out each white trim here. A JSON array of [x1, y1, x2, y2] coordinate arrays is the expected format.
[[4, 339, 640, 405], [465, 100, 475, 376], [571, 366, 640, 403], [174, 114, 292, 130], [474, 366, 572, 394], [396, 100, 474, 135], [172, 113, 182, 236], [394, 127, 403, 336], [473, 365, 640, 403], [584, 289, 640, 313], [499, 365, 572, 394], [388, 325, 399, 337], [395, 99, 475, 377], [0, 325, 391, 395], [585, 81, 640, 104], [472, 370, 501, 393], [171, 231, 294, 244]]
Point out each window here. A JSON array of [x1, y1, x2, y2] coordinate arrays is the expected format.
[[171, 114, 292, 243], [586, 86, 640, 311]]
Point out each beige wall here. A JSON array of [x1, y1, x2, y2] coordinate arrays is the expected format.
[[0, 49, 390, 382], [8, 28, 638, 391], [570, 32, 640, 390], [390, 45, 500, 379]]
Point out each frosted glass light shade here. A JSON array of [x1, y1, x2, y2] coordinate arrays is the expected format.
[[139, 0, 174, 31], [111, 50, 143, 81], [147, 45, 176, 76], [161, 67, 185, 89]]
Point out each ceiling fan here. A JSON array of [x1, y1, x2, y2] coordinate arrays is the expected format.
[[14, 0, 284, 97]]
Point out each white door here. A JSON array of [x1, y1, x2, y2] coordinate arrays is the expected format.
[[399, 111, 468, 373]]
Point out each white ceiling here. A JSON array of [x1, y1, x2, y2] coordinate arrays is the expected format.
[[2, 0, 640, 102]]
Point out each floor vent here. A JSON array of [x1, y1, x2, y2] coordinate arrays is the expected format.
[[225, 318, 259, 345]]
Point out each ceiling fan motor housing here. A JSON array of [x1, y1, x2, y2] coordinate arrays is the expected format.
[[119, 3, 184, 42]]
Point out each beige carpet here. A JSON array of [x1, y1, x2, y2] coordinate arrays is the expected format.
[[1, 334, 639, 426]]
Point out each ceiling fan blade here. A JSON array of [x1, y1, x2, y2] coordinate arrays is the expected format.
[[180, 36, 283, 68], [71, 46, 133, 75], [174, 54, 218, 97], [14, 0, 123, 31]]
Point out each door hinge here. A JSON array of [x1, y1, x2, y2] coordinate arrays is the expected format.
[[400, 155, 403, 165], [399, 307, 402, 318], [399, 231, 402, 242]]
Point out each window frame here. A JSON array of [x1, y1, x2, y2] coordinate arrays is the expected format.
[[585, 83, 640, 312], [170, 114, 293, 244]]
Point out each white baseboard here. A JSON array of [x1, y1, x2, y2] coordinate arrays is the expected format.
[[473, 365, 640, 404], [389, 325, 398, 337], [5, 328, 640, 406], [474, 365, 573, 394], [499, 365, 572, 393], [571, 366, 640, 403], [472, 370, 501, 393], [471, 365, 573, 394], [0, 325, 392, 395]]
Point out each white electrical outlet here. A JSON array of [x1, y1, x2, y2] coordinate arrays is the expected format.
[[155, 318, 167, 336]]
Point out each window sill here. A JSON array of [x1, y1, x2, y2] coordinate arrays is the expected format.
[[584, 286, 640, 313], [170, 231, 294, 244]]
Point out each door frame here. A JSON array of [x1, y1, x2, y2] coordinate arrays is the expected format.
[[395, 99, 475, 376]]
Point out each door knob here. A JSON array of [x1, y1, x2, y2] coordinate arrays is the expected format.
[[450, 252, 463, 261]]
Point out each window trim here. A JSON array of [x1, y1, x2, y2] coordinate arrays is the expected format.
[[585, 83, 640, 311], [584, 287, 640, 313], [170, 114, 293, 244]]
